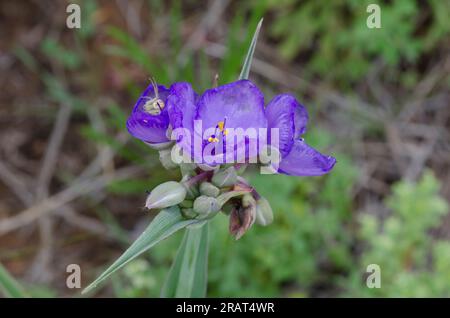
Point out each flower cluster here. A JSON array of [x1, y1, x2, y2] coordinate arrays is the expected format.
[[127, 79, 336, 238]]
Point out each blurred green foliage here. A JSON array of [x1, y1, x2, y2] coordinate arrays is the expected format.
[[345, 171, 450, 297], [265, 0, 450, 85]]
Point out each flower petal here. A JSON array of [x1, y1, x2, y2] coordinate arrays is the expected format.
[[265, 94, 295, 157], [278, 139, 336, 176], [126, 84, 170, 143], [265, 94, 309, 157], [167, 82, 197, 133], [195, 80, 266, 132], [293, 100, 308, 137]]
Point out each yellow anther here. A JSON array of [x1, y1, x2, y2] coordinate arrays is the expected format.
[[217, 121, 225, 132]]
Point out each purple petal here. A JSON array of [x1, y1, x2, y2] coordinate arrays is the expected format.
[[126, 84, 170, 143], [293, 100, 308, 137], [278, 139, 336, 176], [265, 94, 295, 157], [195, 80, 267, 133], [265, 94, 309, 157], [167, 82, 197, 133]]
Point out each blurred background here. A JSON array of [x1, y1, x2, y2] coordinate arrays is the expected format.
[[0, 0, 449, 297]]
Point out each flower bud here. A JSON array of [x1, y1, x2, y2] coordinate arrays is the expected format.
[[145, 181, 186, 210], [181, 175, 200, 199], [159, 148, 178, 170], [181, 208, 197, 219], [199, 182, 220, 198], [212, 167, 237, 188], [255, 197, 273, 226], [193, 195, 220, 218], [179, 199, 193, 208]]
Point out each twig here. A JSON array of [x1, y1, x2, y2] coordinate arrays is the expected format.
[[0, 166, 142, 236]]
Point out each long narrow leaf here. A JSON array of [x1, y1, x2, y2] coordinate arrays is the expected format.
[[238, 18, 263, 80], [161, 222, 209, 298], [0, 263, 27, 298], [82, 206, 198, 294]]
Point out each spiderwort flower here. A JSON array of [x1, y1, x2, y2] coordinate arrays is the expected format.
[[167, 80, 267, 165], [265, 94, 336, 176]]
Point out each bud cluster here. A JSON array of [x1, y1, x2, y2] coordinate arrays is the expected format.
[[143, 147, 274, 239]]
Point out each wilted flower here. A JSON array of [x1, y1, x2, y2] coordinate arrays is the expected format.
[[229, 194, 257, 240]]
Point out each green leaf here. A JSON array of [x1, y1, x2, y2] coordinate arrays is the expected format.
[[238, 18, 263, 80], [82, 206, 199, 294], [0, 263, 27, 298], [161, 222, 209, 298]]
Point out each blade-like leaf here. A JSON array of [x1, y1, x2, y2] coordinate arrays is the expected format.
[[82, 206, 198, 294], [0, 263, 27, 298], [238, 18, 263, 80], [161, 222, 209, 298]]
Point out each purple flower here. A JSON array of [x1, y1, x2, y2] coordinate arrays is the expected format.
[[127, 79, 335, 176], [167, 80, 267, 164], [265, 94, 336, 176], [126, 82, 171, 145]]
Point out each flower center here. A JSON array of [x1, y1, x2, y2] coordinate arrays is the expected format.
[[208, 118, 228, 143], [143, 98, 165, 115]]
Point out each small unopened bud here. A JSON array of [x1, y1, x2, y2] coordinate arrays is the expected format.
[[193, 195, 220, 218], [199, 182, 220, 198], [212, 167, 237, 187], [181, 175, 200, 199], [159, 148, 178, 169], [255, 197, 273, 226], [179, 199, 193, 208], [145, 181, 186, 210], [181, 208, 197, 219]]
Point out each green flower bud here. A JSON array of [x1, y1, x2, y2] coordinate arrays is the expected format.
[[180, 163, 197, 177], [212, 166, 237, 187], [193, 195, 220, 218], [181, 208, 198, 219], [159, 148, 178, 169], [179, 199, 193, 208], [255, 197, 273, 226], [181, 175, 200, 199], [199, 182, 220, 198], [145, 181, 186, 210]]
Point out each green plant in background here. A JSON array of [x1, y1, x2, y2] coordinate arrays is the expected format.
[[266, 0, 450, 84], [345, 171, 450, 297]]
